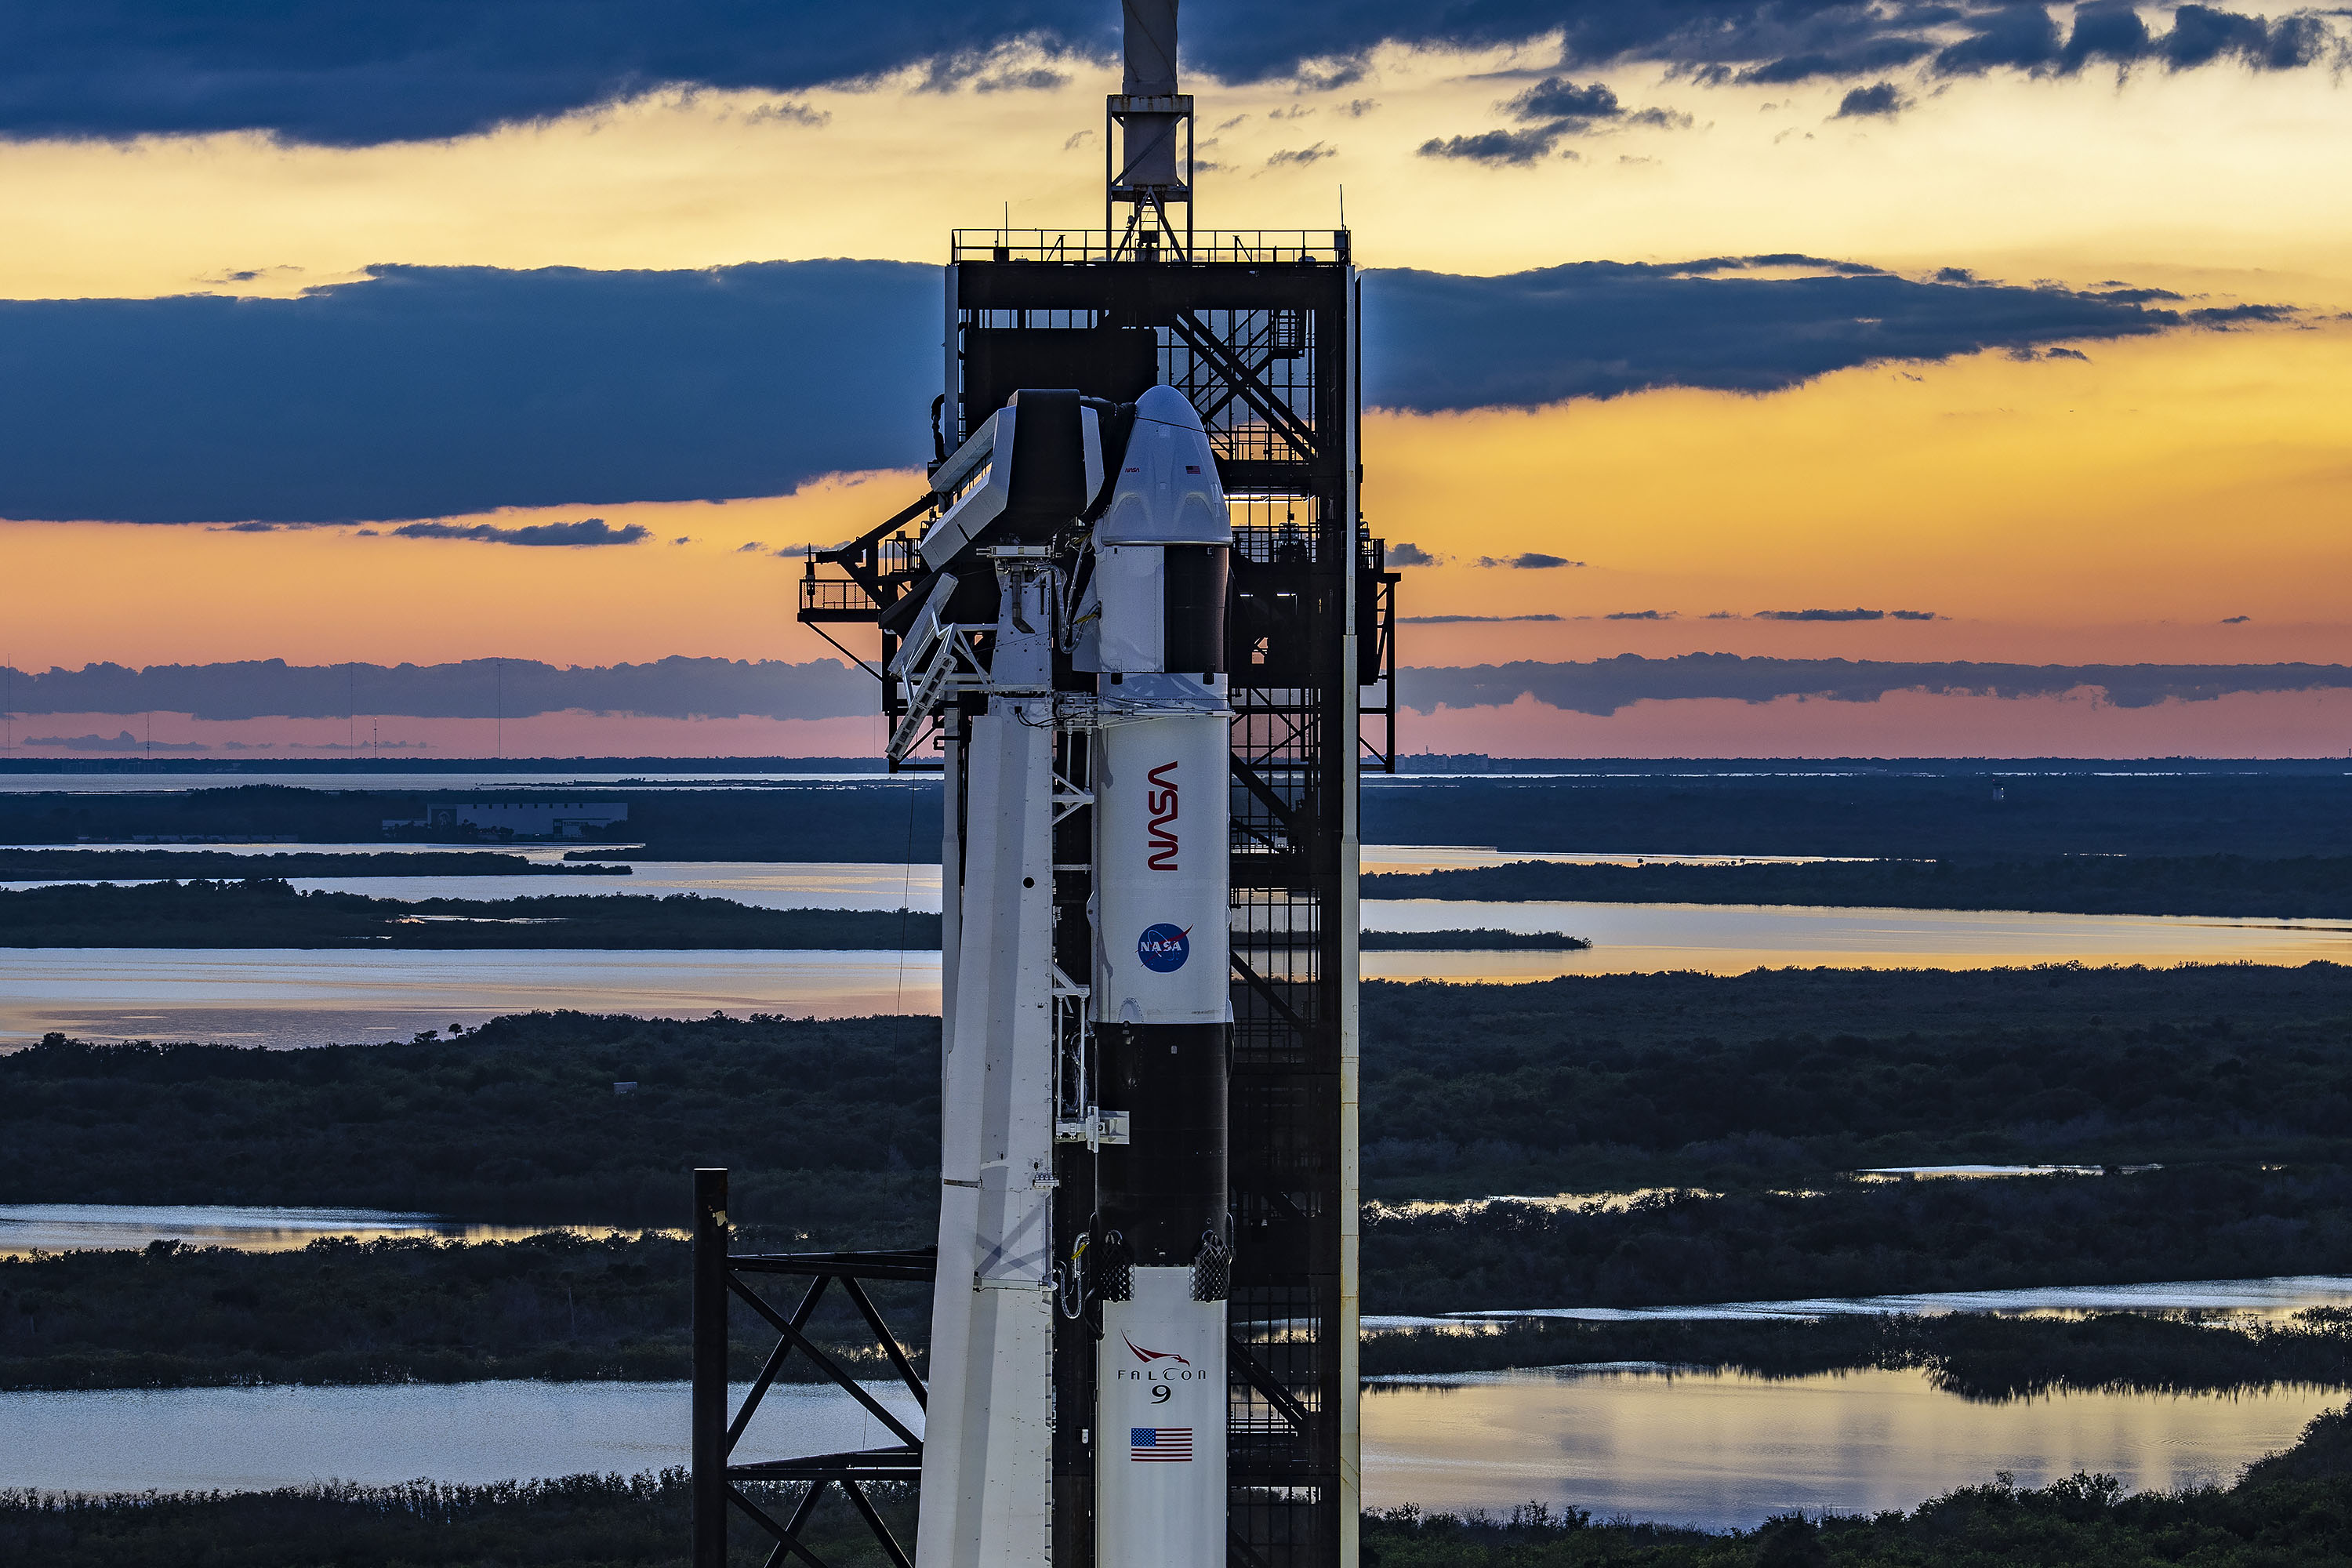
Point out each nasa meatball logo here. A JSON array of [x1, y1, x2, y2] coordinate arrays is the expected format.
[[1137, 923, 1191, 973]]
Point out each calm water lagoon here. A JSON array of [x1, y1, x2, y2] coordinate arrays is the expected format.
[[4, 888, 2347, 1046], [2, 1370, 2332, 1529], [1, 845, 1833, 908], [1356, 1366, 2338, 1526], [1363, 1274, 2352, 1329], [0, 1203, 645, 1256], [0, 949, 938, 1046]]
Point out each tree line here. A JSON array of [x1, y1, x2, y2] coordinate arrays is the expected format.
[[0, 880, 940, 949], [1365, 853, 2352, 919]]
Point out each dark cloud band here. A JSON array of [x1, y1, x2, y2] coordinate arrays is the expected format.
[[1399, 655, 2352, 717], [1362, 256, 2292, 412], [0, 255, 2292, 524], [0, 2, 2337, 146], [0, 657, 873, 723], [0, 261, 941, 524]]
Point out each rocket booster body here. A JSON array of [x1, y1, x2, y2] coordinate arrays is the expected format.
[[1076, 385, 1232, 1566], [905, 384, 1231, 1568]]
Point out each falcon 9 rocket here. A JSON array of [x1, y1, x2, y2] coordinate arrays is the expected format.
[[772, 2, 1376, 1563], [898, 385, 1232, 1568]]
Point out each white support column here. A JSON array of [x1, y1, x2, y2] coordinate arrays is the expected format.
[[1334, 264, 1365, 1568], [916, 567, 1059, 1568], [941, 711, 963, 1040]]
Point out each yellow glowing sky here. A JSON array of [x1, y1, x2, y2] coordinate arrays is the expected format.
[[3, 40, 2350, 718], [5, 47, 2350, 303]]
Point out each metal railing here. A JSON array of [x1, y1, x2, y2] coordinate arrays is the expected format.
[[949, 229, 1350, 264]]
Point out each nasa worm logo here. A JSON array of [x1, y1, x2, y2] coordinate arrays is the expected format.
[[1137, 923, 1191, 973], [1145, 761, 1179, 871]]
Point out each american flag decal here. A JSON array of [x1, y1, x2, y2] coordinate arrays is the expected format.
[[1131, 1426, 1193, 1461]]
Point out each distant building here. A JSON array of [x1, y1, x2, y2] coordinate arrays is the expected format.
[[380, 800, 629, 840], [1403, 753, 1498, 774]]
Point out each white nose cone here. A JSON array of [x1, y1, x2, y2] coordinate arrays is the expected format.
[[1100, 386, 1229, 546]]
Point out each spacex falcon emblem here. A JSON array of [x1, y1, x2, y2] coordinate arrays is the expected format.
[[1124, 1332, 1192, 1367]]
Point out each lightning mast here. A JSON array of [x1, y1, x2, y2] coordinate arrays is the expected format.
[[699, 5, 1399, 1565]]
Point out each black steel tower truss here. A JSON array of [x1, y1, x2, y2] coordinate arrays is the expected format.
[[690, 1168, 935, 1568]]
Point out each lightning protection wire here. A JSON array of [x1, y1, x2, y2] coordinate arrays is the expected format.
[[895, 778, 917, 1009]]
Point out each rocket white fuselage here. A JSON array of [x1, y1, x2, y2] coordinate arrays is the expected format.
[[1084, 384, 1232, 1568], [1095, 1266, 1229, 1565], [1093, 711, 1229, 1027], [1084, 387, 1233, 1030]]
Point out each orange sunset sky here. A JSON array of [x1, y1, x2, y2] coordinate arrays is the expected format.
[[3, 15, 2350, 757]]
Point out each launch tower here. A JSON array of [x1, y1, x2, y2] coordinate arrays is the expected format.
[[699, 6, 1398, 1566]]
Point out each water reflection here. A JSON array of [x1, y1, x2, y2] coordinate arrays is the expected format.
[[0, 1381, 920, 1495], [1362, 1274, 2352, 1329], [1361, 898, 2352, 978], [3, 1369, 2330, 1528], [4, 848, 1844, 909], [0, 1203, 651, 1257], [1361, 1366, 2337, 1527], [0, 949, 944, 1047], [5, 876, 2349, 1047], [1363, 848, 1863, 873]]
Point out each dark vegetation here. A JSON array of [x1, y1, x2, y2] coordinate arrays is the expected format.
[[1360, 769, 2352, 860], [3, 968, 2352, 1352], [5, 1413, 2350, 1567], [9, 1222, 2350, 1399], [0, 1011, 938, 1228], [1365, 1169, 2352, 1316], [1356, 963, 2352, 1196], [0, 877, 1569, 951], [0, 850, 627, 879], [1367, 853, 2352, 919], [0, 783, 941, 861], [0, 1472, 917, 1568], [1364, 1308, 2352, 1400], [9, 963, 2352, 1221], [9, 767, 2352, 862], [1359, 929, 1589, 950], [0, 880, 939, 949], [0, 1232, 924, 1392]]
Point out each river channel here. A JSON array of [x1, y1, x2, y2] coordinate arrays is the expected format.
[[2, 1369, 2332, 1529], [3, 849, 2347, 1044]]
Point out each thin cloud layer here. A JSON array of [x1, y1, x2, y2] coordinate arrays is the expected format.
[[27, 652, 2339, 725], [0, 3, 2336, 146], [1419, 75, 1694, 164], [390, 518, 650, 546], [0, 657, 874, 722], [1752, 607, 1936, 622], [1362, 256, 2291, 411], [1399, 654, 2352, 717]]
